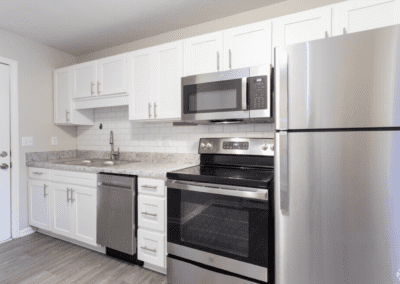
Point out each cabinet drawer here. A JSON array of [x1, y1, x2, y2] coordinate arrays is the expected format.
[[138, 178, 165, 197], [138, 229, 165, 268], [52, 170, 97, 187], [138, 196, 165, 232], [29, 167, 51, 180]]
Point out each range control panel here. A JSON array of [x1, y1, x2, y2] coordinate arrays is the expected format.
[[248, 76, 268, 110], [199, 138, 274, 156]]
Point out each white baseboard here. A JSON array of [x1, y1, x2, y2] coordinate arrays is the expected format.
[[143, 262, 167, 275], [18, 227, 35, 238]]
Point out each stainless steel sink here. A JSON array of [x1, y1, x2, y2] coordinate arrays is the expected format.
[[58, 159, 136, 167]]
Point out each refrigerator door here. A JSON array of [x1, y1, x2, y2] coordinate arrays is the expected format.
[[275, 131, 400, 284], [275, 24, 400, 130]]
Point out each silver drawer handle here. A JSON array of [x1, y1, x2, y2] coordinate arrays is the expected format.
[[142, 185, 157, 189], [141, 212, 157, 217], [32, 172, 44, 175], [141, 246, 157, 253]]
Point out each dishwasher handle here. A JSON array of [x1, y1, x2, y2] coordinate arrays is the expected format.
[[97, 182, 133, 192]]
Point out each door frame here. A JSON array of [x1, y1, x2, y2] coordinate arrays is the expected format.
[[0, 56, 20, 239]]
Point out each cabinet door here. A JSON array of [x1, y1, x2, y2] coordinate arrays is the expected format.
[[128, 48, 154, 120], [272, 6, 332, 59], [138, 196, 165, 232], [97, 54, 128, 96], [51, 184, 74, 238], [28, 180, 51, 231], [224, 21, 272, 70], [138, 229, 165, 268], [71, 186, 97, 246], [72, 61, 97, 99], [184, 31, 224, 76], [332, 0, 400, 36], [54, 67, 71, 124], [153, 41, 183, 120]]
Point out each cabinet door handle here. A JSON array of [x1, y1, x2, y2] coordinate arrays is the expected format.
[[141, 185, 157, 189], [325, 31, 329, 38], [141, 212, 157, 217], [154, 102, 157, 119], [97, 81, 100, 94], [32, 172, 43, 175], [217, 52, 220, 71], [91, 82, 94, 95], [229, 49, 232, 69], [66, 110, 70, 123], [70, 189, 75, 204], [43, 184, 48, 198], [149, 103, 152, 118], [67, 188, 70, 203], [141, 246, 157, 253], [343, 28, 347, 35]]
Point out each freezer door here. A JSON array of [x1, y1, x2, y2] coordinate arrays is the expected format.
[[275, 131, 400, 284], [275, 24, 400, 130]]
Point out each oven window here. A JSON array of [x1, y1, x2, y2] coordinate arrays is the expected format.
[[183, 79, 243, 113], [168, 188, 269, 267]]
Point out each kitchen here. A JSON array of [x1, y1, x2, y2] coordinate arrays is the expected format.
[[1, 0, 400, 283]]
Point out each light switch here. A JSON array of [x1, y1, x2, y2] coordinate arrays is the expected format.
[[22, 137, 33, 147], [51, 137, 58, 146]]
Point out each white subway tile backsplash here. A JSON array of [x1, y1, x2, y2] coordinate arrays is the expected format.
[[77, 107, 274, 154]]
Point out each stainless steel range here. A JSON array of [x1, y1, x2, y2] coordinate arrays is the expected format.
[[166, 137, 274, 284]]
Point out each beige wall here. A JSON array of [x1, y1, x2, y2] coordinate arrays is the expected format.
[[0, 28, 77, 231], [78, 0, 346, 62]]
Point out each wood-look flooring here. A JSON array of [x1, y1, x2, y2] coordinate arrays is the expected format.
[[0, 233, 167, 284]]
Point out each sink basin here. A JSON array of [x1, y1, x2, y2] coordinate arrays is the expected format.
[[58, 159, 136, 167]]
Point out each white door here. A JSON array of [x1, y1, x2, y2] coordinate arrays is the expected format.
[[54, 67, 71, 124], [0, 63, 11, 242], [51, 184, 74, 238], [332, 0, 400, 36], [97, 54, 128, 96], [183, 31, 224, 76], [272, 6, 332, 60], [224, 21, 272, 70], [71, 61, 97, 99], [153, 41, 183, 120], [71, 186, 97, 245], [28, 180, 51, 231], [128, 48, 154, 120]]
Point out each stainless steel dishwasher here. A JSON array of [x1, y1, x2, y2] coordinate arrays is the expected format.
[[97, 173, 142, 265]]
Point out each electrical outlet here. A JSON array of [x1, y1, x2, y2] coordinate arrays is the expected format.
[[22, 137, 33, 147], [51, 137, 58, 146]]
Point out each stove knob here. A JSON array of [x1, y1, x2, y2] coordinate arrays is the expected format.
[[200, 143, 206, 149], [206, 143, 213, 149], [269, 144, 275, 151], [261, 144, 268, 151]]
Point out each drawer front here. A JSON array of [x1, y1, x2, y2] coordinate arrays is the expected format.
[[29, 167, 51, 180], [52, 170, 97, 187], [138, 178, 165, 197], [138, 229, 165, 268], [138, 196, 165, 232]]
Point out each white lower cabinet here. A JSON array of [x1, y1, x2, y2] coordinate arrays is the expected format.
[[138, 229, 166, 268], [51, 184, 74, 238], [28, 179, 51, 231], [138, 196, 165, 232]]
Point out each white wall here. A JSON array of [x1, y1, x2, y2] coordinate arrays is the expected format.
[[0, 28, 77, 231], [77, 106, 274, 153]]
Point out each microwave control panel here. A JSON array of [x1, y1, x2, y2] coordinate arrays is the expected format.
[[248, 76, 268, 110]]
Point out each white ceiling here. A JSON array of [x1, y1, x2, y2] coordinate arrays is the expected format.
[[0, 0, 284, 56]]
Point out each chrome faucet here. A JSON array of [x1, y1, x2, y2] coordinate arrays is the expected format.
[[109, 131, 120, 160]]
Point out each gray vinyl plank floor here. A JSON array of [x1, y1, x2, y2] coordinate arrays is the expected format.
[[0, 233, 167, 284]]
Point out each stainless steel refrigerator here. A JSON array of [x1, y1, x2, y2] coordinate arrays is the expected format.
[[274, 25, 400, 284]]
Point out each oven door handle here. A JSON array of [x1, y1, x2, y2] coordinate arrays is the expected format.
[[166, 180, 268, 201]]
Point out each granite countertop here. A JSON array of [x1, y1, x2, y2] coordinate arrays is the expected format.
[[26, 159, 197, 178]]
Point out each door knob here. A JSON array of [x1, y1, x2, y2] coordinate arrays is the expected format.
[[0, 151, 7, 157], [1, 163, 9, 170]]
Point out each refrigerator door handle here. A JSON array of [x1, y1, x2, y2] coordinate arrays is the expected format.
[[275, 48, 288, 131], [277, 131, 289, 214]]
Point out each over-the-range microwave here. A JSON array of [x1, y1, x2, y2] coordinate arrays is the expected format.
[[181, 65, 273, 124]]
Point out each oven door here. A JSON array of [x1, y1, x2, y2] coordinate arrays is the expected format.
[[166, 180, 271, 283], [181, 68, 250, 121]]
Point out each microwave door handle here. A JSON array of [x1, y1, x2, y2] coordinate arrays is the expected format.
[[242, 78, 248, 111]]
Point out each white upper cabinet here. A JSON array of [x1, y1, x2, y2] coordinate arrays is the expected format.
[[153, 41, 183, 120], [224, 21, 272, 69], [54, 67, 94, 125], [272, 6, 332, 58], [96, 54, 128, 96], [184, 31, 224, 76], [128, 48, 154, 121], [332, 0, 400, 36], [72, 61, 97, 99]]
